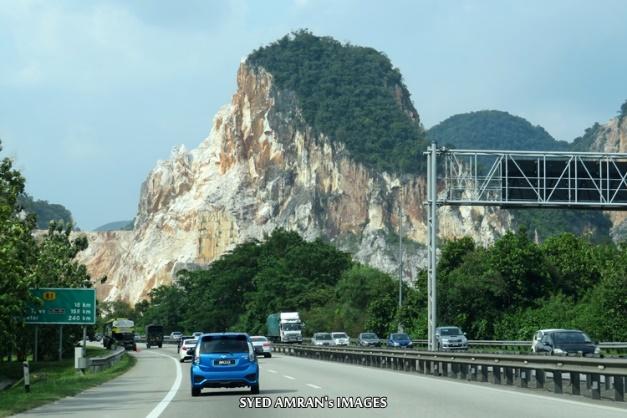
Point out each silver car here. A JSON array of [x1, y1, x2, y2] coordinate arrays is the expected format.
[[311, 332, 335, 346], [331, 332, 350, 346], [435, 326, 468, 351]]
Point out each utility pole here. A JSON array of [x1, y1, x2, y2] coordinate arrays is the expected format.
[[398, 178, 404, 333], [427, 142, 438, 350]]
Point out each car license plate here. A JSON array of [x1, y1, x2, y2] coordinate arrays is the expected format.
[[215, 359, 235, 366]]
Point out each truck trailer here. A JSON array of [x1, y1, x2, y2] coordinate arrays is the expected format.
[[266, 312, 303, 343]]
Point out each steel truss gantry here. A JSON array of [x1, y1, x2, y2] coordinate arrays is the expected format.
[[425, 144, 627, 351]]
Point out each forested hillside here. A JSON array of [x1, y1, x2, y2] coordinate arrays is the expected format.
[[427, 110, 569, 151], [17, 193, 74, 229], [247, 30, 428, 174]]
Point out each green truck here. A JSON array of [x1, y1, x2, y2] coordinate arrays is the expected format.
[[145, 324, 164, 348]]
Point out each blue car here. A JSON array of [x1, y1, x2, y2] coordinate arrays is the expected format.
[[189, 333, 259, 396], [387, 332, 413, 348]]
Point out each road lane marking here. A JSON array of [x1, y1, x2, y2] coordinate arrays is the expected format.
[[306, 383, 321, 389], [267, 369, 278, 373], [145, 351, 182, 418], [283, 375, 296, 380]]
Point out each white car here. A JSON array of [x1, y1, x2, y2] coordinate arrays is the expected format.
[[331, 332, 350, 346], [179, 338, 197, 362], [250, 335, 273, 358]]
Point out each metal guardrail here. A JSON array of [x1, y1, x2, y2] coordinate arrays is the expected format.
[[274, 344, 627, 402], [88, 347, 125, 372], [133, 336, 178, 345], [410, 339, 627, 349]]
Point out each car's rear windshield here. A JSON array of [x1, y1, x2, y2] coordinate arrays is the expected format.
[[439, 327, 462, 336], [250, 337, 267, 342], [183, 339, 197, 345], [361, 333, 377, 339], [332, 333, 348, 338], [392, 333, 410, 340], [199, 335, 249, 354], [553, 332, 591, 344], [316, 333, 332, 340]]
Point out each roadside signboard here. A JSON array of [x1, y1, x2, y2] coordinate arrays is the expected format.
[[25, 288, 96, 325]]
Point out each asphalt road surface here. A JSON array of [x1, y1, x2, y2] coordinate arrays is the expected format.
[[14, 345, 627, 418]]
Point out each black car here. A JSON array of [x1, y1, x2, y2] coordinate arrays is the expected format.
[[532, 329, 599, 356], [358, 332, 380, 347]]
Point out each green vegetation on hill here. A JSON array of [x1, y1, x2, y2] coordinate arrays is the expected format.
[[132, 228, 625, 342], [94, 220, 133, 232], [570, 122, 603, 151], [247, 30, 428, 174], [427, 110, 610, 241], [17, 193, 73, 229], [508, 208, 611, 243], [427, 110, 569, 151]]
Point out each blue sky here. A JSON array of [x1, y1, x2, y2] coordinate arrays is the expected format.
[[1, 0, 626, 230]]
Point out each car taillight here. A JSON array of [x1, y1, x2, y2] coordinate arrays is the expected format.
[[263, 343, 270, 347]]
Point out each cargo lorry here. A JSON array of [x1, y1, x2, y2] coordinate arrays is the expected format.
[[145, 324, 164, 348], [103, 318, 137, 351], [266, 312, 303, 343]]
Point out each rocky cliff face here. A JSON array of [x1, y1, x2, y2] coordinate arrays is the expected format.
[[76, 63, 511, 304], [584, 115, 627, 241]]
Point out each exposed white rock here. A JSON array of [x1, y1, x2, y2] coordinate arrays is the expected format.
[[76, 63, 512, 304]]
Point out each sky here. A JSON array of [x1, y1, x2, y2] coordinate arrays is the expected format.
[[1, 0, 626, 230]]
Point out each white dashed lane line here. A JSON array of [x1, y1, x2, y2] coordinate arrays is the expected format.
[[306, 384, 322, 389], [267, 369, 278, 374], [283, 375, 296, 380]]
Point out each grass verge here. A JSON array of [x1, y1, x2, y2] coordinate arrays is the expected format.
[[0, 347, 136, 417]]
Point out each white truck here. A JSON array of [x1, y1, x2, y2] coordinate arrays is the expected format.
[[266, 312, 304, 343]]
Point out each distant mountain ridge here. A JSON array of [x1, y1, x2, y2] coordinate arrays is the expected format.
[[18, 194, 74, 229], [427, 110, 569, 151], [94, 220, 133, 232]]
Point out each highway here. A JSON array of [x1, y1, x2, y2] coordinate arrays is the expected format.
[[14, 346, 627, 418]]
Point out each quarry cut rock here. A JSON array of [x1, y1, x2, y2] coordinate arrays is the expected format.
[[76, 63, 513, 303]]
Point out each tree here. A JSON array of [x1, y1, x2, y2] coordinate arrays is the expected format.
[[0, 142, 37, 357], [487, 229, 551, 308], [541, 233, 601, 298]]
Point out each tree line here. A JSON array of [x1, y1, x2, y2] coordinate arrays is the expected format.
[[0, 142, 93, 362], [131, 227, 626, 343]]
